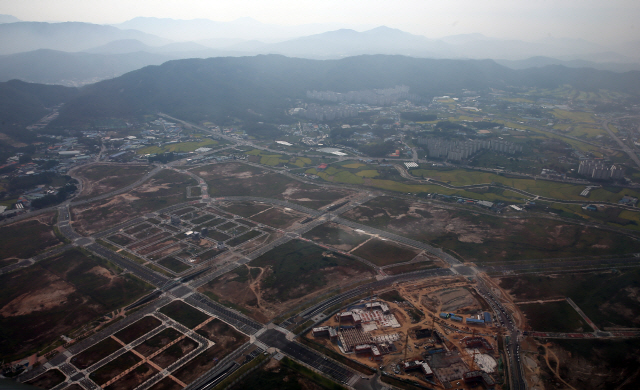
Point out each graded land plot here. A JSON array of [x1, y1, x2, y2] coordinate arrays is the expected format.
[[190, 214, 216, 224], [128, 232, 172, 251], [157, 257, 191, 273], [0, 249, 152, 361], [137, 138, 219, 154], [191, 162, 354, 209], [134, 328, 182, 357], [351, 238, 420, 267], [25, 369, 66, 389], [148, 377, 183, 390], [194, 247, 226, 262], [301, 222, 369, 251], [173, 319, 249, 385], [89, 351, 141, 386], [228, 357, 332, 390], [106, 233, 134, 247], [71, 337, 123, 369], [136, 238, 178, 256], [248, 207, 307, 229], [518, 301, 593, 333], [200, 240, 375, 322], [216, 221, 238, 231], [114, 316, 162, 344], [150, 336, 198, 369], [148, 243, 188, 261], [104, 363, 158, 390], [133, 227, 163, 240], [342, 196, 640, 264], [196, 217, 227, 230], [71, 170, 197, 235], [0, 212, 62, 261], [226, 230, 262, 247], [159, 300, 210, 329], [220, 201, 272, 218], [124, 223, 152, 235], [498, 269, 640, 329], [73, 164, 151, 199]]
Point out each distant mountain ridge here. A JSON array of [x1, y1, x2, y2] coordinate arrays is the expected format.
[[53, 55, 640, 126], [0, 22, 169, 55]]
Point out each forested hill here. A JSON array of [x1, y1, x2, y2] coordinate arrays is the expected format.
[[0, 80, 78, 125], [45, 54, 640, 125]]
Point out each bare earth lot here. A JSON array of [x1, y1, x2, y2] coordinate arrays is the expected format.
[[343, 196, 640, 263], [301, 222, 369, 251], [351, 237, 420, 267], [0, 249, 152, 361], [71, 169, 196, 235], [72, 163, 151, 199], [199, 240, 375, 322], [191, 162, 354, 209], [0, 212, 62, 263]]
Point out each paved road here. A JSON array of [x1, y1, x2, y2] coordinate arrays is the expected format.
[[476, 279, 526, 390], [602, 119, 640, 169]]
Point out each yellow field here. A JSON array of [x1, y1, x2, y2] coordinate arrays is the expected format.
[[342, 163, 366, 169], [552, 109, 596, 123], [356, 170, 379, 178]]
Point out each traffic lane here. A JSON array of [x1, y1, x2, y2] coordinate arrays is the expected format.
[[258, 329, 355, 385], [86, 243, 168, 287]]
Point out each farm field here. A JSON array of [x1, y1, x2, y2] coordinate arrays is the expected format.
[[343, 196, 640, 264], [0, 249, 152, 361]]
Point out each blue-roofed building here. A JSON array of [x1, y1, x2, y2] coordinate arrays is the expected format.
[[439, 313, 450, 319], [466, 318, 485, 325], [450, 315, 463, 322], [483, 312, 492, 323]]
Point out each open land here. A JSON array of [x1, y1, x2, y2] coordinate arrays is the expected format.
[[24, 369, 66, 389], [498, 270, 640, 329], [199, 240, 375, 322], [191, 162, 354, 209], [0, 212, 63, 264], [0, 248, 152, 361], [159, 300, 210, 329], [301, 222, 370, 251], [71, 169, 197, 235], [73, 164, 151, 199], [343, 196, 640, 263], [173, 318, 249, 385], [351, 237, 421, 267]]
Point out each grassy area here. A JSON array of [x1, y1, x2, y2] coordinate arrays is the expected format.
[[89, 351, 140, 385], [114, 316, 161, 344], [251, 240, 374, 302], [345, 196, 640, 264], [159, 300, 210, 329], [0, 213, 62, 259], [552, 109, 596, 123], [137, 138, 218, 154], [500, 269, 640, 329], [301, 222, 369, 251], [71, 337, 123, 369], [213, 354, 268, 390], [157, 257, 191, 273], [227, 230, 262, 246], [519, 301, 593, 332], [220, 201, 272, 217], [352, 238, 419, 267], [25, 369, 66, 389]]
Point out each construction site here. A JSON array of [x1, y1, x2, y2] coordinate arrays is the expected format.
[[307, 276, 504, 389]]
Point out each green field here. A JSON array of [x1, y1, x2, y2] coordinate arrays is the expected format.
[[159, 300, 210, 329], [251, 240, 374, 302], [0, 213, 62, 259], [500, 269, 640, 329], [519, 301, 593, 332], [137, 138, 219, 154]]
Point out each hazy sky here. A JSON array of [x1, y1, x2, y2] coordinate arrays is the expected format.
[[1, 0, 638, 43]]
